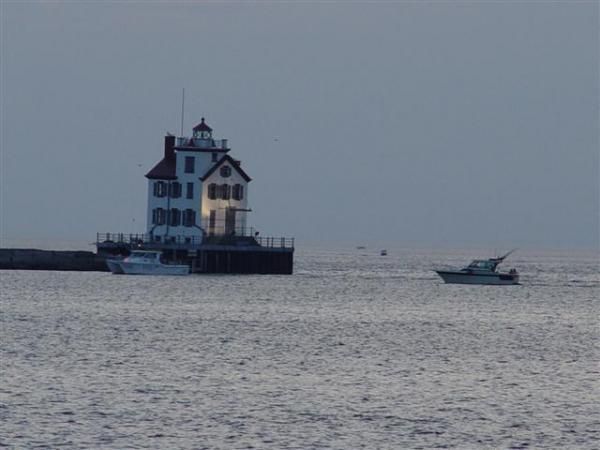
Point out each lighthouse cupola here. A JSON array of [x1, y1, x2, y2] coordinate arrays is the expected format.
[[193, 117, 213, 140]]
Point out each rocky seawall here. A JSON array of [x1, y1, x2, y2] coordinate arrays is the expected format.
[[0, 249, 108, 272]]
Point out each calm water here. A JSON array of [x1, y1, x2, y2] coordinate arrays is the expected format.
[[1, 248, 598, 449]]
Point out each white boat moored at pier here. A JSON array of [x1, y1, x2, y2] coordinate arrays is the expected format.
[[106, 250, 189, 275]]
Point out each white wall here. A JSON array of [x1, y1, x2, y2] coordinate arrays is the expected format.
[[145, 151, 250, 239], [201, 163, 249, 235]]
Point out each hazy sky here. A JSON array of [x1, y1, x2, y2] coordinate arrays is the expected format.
[[1, 1, 598, 250]]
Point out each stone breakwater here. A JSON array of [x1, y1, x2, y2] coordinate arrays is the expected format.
[[0, 249, 108, 272]]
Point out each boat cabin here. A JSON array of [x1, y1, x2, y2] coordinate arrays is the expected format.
[[128, 251, 162, 261]]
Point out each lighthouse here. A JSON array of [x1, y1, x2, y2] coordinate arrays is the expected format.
[[145, 118, 251, 242], [95, 116, 293, 274]]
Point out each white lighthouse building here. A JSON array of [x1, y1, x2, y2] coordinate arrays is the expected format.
[[145, 118, 251, 243]]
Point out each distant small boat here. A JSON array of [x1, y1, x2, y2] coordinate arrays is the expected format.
[[435, 250, 519, 285], [356, 246, 366, 250], [106, 250, 189, 275], [380, 249, 387, 256]]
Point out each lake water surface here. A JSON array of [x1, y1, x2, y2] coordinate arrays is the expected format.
[[1, 248, 598, 449]]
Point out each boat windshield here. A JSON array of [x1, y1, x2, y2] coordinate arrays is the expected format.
[[467, 260, 496, 270], [130, 251, 159, 260]]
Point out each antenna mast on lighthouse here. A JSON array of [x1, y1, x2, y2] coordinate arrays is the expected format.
[[180, 88, 185, 137]]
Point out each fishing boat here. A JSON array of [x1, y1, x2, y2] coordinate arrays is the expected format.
[[106, 250, 189, 275], [435, 250, 519, 285]]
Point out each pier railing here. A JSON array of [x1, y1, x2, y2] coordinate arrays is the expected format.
[[96, 232, 294, 250], [255, 236, 295, 249]]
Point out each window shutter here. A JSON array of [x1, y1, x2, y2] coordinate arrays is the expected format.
[[183, 209, 195, 227], [232, 184, 244, 200], [183, 209, 196, 227], [208, 183, 217, 199], [168, 183, 177, 198]]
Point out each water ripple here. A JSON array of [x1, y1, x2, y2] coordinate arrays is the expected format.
[[0, 248, 598, 448]]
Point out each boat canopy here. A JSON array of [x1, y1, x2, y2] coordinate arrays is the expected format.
[[466, 259, 497, 271]]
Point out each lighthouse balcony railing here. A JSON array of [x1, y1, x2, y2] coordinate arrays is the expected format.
[[175, 137, 228, 149]]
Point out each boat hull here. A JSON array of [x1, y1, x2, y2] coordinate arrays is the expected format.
[[436, 271, 519, 285], [106, 260, 189, 275], [106, 259, 125, 274]]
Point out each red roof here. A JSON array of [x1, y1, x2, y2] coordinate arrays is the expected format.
[[200, 154, 251, 182], [193, 117, 212, 132], [145, 157, 176, 180]]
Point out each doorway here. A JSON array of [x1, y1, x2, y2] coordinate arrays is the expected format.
[[225, 208, 236, 235]]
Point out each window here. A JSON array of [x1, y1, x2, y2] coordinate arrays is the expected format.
[[221, 184, 230, 200], [207, 183, 217, 200], [169, 208, 181, 226], [186, 182, 194, 199], [153, 181, 166, 197], [169, 182, 182, 198], [212, 152, 218, 162], [232, 184, 244, 200], [220, 165, 232, 178], [185, 156, 195, 173], [152, 208, 166, 225], [183, 209, 196, 227]]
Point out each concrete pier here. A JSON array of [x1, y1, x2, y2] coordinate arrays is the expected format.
[[97, 233, 294, 275], [0, 233, 294, 274], [0, 249, 108, 272]]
